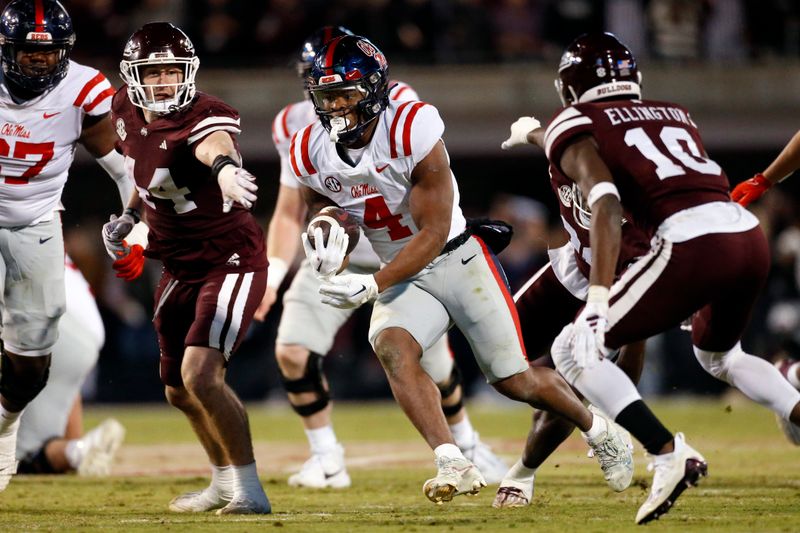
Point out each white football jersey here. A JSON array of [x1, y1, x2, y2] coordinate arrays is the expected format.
[[272, 81, 419, 267], [0, 61, 114, 227], [289, 99, 467, 264]]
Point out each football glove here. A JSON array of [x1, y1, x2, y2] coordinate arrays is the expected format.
[[573, 286, 610, 369], [302, 225, 349, 280], [103, 213, 148, 281], [318, 273, 378, 309], [501, 116, 542, 150], [218, 164, 258, 213], [731, 173, 771, 207]]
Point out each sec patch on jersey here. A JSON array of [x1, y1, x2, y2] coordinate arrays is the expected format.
[[307, 206, 360, 255]]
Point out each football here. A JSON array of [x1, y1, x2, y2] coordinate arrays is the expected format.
[[306, 206, 360, 255]]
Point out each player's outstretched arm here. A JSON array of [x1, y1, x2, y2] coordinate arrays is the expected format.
[[80, 112, 133, 208], [195, 130, 258, 213], [733, 129, 800, 206], [373, 140, 452, 293], [501, 116, 544, 150]]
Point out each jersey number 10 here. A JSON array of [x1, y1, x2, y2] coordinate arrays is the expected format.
[[624, 126, 721, 179]]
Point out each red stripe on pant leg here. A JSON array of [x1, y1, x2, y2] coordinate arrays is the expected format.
[[474, 236, 528, 360]]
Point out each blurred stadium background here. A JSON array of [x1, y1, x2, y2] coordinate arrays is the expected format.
[[39, 0, 800, 406]]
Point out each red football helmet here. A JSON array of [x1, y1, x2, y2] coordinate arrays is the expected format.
[[119, 22, 199, 114], [555, 32, 641, 106]]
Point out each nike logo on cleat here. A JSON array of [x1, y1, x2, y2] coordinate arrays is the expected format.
[[461, 254, 477, 265], [324, 468, 344, 479], [39, 236, 53, 244]]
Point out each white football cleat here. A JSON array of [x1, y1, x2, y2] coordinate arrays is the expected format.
[[461, 432, 508, 485], [583, 409, 634, 492], [215, 490, 271, 515], [169, 487, 230, 513], [773, 359, 800, 445], [0, 417, 19, 492], [288, 444, 351, 489], [423, 456, 486, 504], [636, 432, 708, 525], [77, 418, 126, 477], [492, 460, 534, 508]]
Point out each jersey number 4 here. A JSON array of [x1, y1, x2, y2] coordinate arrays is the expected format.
[[625, 126, 721, 179], [126, 156, 197, 214], [0, 140, 54, 184], [363, 195, 412, 240]]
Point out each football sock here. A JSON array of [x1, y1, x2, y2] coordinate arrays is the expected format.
[[306, 425, 338, 455], [581, 412, 608, 442], [230, 462, 262, 497], [65, 439, 83, 469], [449, 417, 476, 451], [506, 458, 536, 483], [616, 400, 674, 455], [434, 443, 465, 461], [211, 464, 234, 499], [0, 405, 20, 435]]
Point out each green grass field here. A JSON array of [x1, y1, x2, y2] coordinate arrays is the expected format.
[[1, 395, 798, 532]]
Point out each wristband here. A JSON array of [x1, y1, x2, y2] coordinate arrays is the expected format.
[[587, 285, 610, 304], [123, 207, 141, 224], [211, 154, 238, 178], [587, 182, 620, 209], [267, 257, 289, 289]]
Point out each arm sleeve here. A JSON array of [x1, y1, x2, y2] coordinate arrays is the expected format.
[[543, 105, 595, 166], [408, 104, 445, 166]]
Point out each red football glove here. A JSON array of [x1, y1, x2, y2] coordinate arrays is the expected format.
[[731, 173, 772, 207], [112, 241, 145, 281]]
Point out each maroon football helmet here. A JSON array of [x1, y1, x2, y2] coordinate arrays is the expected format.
[[119, 22, 199, 114], [555, 32, 641, 106]]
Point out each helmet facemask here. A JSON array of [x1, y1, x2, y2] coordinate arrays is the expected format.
[[0, 38, 74, 94], [120, 55, 199, 114], [309, 73, 385, 145]]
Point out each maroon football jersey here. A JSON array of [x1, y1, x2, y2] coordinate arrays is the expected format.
[[544, 99, 731, 236], [111, 88, 267, 282], [548, 165, 651, 279]]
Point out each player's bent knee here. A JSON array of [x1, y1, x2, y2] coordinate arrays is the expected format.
[[693, 343, 742, 383], [280, 352, 330, 417], [551, 325, 581, 385], [0, 352, 51, 408], [275, 344, 311, 379]]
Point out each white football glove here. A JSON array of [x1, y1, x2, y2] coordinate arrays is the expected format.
[[302, 225, 349, 280], [217, 164, 258, 213], [501, 116, 542, 150], [318, 273, 378, 309], [573, 286, 610, 369], [102, 211, 137, 259]]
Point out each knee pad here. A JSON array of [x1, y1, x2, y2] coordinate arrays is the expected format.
[[551, 324, 581, 385], [280, 352, 330, 417], [0, 352, 51, 407], [437, 366, 463, 417], [693, 342, 743, 384], [17, 439, 58, 474]]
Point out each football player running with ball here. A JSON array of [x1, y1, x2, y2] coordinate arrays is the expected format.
[[104, 23, 270, 514], [0, 0, 133, 491], [503, 32, 800, 523], [289, 34, 632, 504], [257, 26, 508, 489]]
